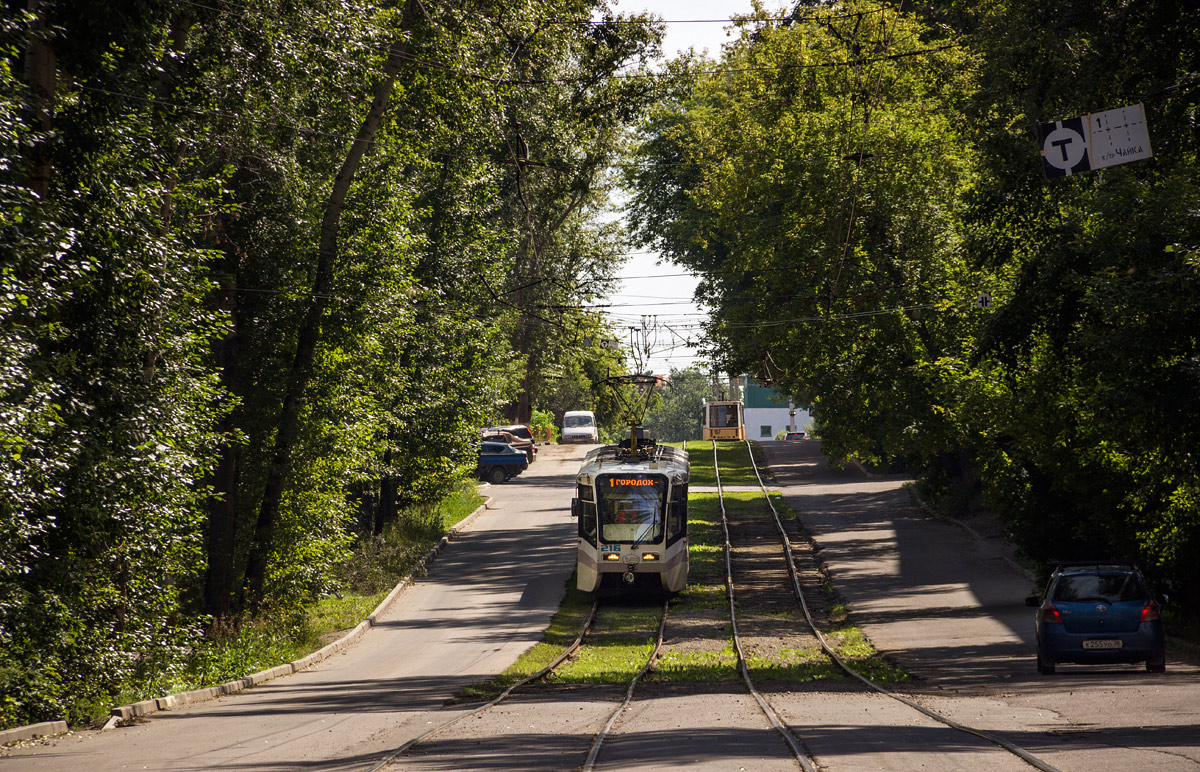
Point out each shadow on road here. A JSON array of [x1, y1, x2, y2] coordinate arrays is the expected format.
[[761, 440, 1199, 692]]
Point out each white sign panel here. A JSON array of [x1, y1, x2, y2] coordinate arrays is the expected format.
[[1088, 103, 1152, 170]]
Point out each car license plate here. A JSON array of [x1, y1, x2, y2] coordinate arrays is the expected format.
[[1082, 639, 1123, 650]]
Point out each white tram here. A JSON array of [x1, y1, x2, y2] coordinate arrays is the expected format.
[[571, 430, 689, 593], [702, 399, 745, 441]]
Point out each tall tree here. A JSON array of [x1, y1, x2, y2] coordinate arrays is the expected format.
[[628, 2, 983, 466]]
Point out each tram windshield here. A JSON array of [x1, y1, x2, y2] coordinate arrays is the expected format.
[[597, 474, 666, 544], [708, 403, 740, 428]]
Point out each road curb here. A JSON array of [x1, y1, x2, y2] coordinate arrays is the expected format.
[[0, 721, 68, 745], [2, 497, 494, 742], [849, 456, 1036, 582], [846, 457, 878, 479], [903, 486, 1037, 583]]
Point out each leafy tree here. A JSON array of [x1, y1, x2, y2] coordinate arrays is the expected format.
[[1, 0, 228, 724], [643, 366, 710, 441], [628, 2, 985, 469], [0, 0, 681, 728], [479, 2, 667, 426], [925, 0, 1200, 597]]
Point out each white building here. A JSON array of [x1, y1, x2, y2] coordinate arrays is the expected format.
[[742, 380, 813, 439]]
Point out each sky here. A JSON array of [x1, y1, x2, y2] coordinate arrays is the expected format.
[[601, 0, 759, 375]]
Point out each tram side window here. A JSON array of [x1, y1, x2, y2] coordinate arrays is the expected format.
[[576, 483, 598, 540], [666, 484, 687, 545], [578, 500, 597, 541]]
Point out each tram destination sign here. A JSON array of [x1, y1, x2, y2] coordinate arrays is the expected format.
[[1038, 103, 1152, 178]]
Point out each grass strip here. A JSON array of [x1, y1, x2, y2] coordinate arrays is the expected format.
[[461, 589, 664, 700], [672, 440, 768, 486]]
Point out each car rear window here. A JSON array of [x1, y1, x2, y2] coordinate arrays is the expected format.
[[1053, 573, 1148, 603]]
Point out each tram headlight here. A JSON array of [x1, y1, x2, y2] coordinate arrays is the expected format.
[[641, 553, 660, 561], [603, 553, 621, 561]]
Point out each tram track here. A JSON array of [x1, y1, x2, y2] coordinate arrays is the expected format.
[[368, 594, 674, 772], [373, 436, 1066, 772], [722, 438, 1067, 772], [711, 441, 820, 772], [365, 600, 605, 772]]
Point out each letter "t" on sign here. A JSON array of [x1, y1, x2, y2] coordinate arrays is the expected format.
[[1039, 117, 1090, 177]]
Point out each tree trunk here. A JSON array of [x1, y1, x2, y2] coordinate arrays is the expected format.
[[204, 258, 241, 621], [374, 428, 397, 536], [154, 11, 193, 235], [240, 2, 417, 609], [23, 0, 55, 198]]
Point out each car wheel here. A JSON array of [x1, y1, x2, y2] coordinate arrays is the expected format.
[[487, 466, 507, 485], [1147, 659, 1166, 673], [1036, 647, 1055, 675]]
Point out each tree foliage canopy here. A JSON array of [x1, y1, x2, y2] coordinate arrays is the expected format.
[[627, 0, 1200, 606], [0, 0, 663, 728]]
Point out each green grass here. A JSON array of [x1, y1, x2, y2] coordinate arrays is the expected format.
[[107, 482, 489, 725], [675, 440, 768, 486], [826, 627, 909, 683], [334, 481, 485, 597], [682, 493, 724, 588], [745, 654, 845, 682], [461, 589, 665, 700], [654, 647, 740, 682]]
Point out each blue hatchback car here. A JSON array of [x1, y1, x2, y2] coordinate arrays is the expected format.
[[1026, 562, 1166, 674]]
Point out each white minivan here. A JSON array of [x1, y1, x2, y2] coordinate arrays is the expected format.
[[561, 410, 599, 443]]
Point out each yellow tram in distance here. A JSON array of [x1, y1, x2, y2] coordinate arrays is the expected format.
[[572, 429, 690, 594], [702, 399, 745, 441]]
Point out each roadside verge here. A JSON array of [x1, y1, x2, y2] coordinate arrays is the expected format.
[[2, 496, 494, 745]]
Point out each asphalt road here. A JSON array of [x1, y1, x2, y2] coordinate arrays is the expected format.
[[8, 440, 1198, 772], [3, 444, 589, 772], [763, 439, 1200, 772]]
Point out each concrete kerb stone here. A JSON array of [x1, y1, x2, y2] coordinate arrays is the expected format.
[[82, 496, 492, 731], [902, 483, 1037, 584], [846, 457, 878, 480], [0, 720, 69, 745], [846, 456, 1031, 581]]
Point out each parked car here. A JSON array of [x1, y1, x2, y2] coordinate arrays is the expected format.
[[481, 429, 534, 463], [492, 424, 538, 461], [784, 431, 808, 440], [477, 441, 528, 484], [561, 410, 599, 443], [1025, 562, 1166, 674]]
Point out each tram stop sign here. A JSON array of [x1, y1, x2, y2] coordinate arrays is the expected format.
[[1039, 116, 1089, 176], [1039, 104, 1152, 178]]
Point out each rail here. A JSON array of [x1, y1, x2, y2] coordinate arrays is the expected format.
[[736, 438, 1065, 772]]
